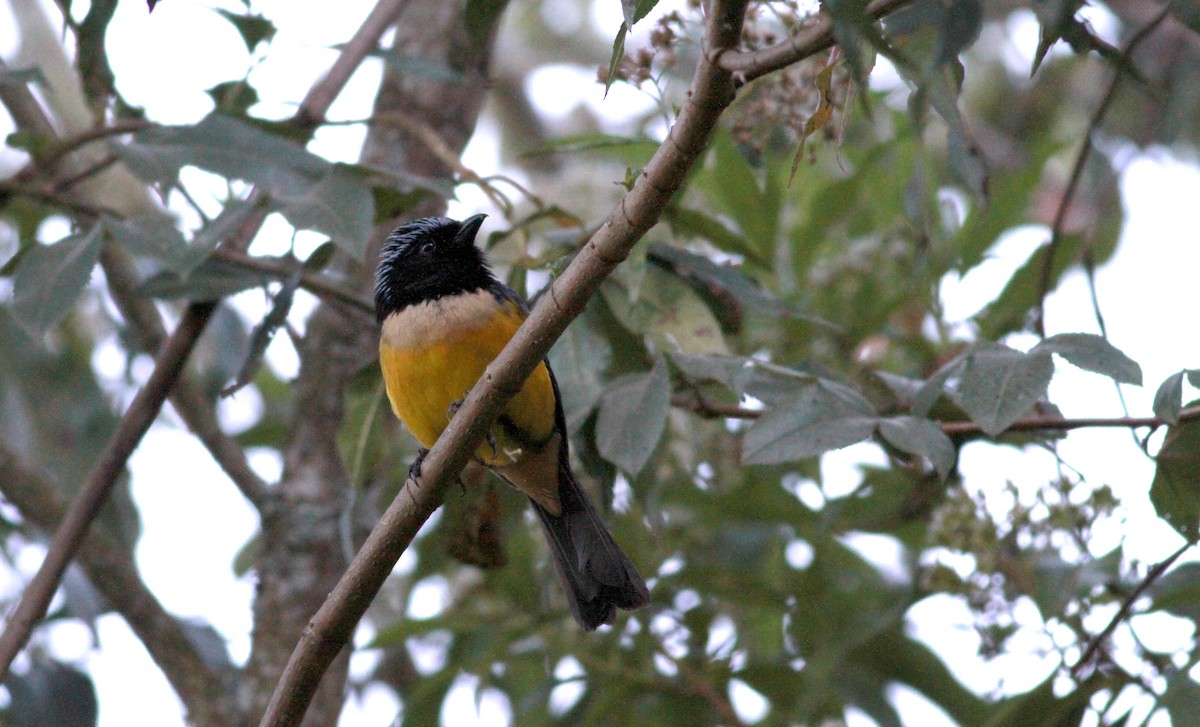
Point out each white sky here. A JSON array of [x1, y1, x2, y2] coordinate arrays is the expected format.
[[1, 1, 1198, 726]]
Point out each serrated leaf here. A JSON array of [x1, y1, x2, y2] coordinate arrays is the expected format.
[[743, 380, 877, 464], [104, 214, 207, 274], [138, 256, 272, 300], [10, 226, 103, 336], [1154, 371, 1185, 425], [595, 359, 669, 475], [878, 416, 956, 480], [548, 307, 612, 432], [1151, 416, 1200, 540], [1032, 332, 1142, 385], [955, 346, 1054, 436]]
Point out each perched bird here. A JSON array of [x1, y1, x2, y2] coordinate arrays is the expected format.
[[374, 214, 650, 629]]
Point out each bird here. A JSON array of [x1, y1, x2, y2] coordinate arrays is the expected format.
[[374, 214, 650, 630]]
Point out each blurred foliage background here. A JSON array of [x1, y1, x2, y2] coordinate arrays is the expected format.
[[2, 0, 1200, 725]]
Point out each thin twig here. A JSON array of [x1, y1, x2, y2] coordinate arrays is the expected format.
[[1034, 7, 1170, 336], [293, 0, 410, 128], [672, 392, 1200, 436], [718, 0, 913, 83], [256, 2, 753, 723], [1070, 542, 1191, 678], [369, 111, 511, 212], [15, 119, 154, 182]]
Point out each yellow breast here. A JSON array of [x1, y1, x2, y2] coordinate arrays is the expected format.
[[378, 289, 557, 466]]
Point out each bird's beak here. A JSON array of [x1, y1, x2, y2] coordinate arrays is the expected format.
[[454, 214, 487, 249]]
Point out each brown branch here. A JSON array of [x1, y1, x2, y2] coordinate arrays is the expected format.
[[1069, 541, 1191, 679], [256, 1, 751, 723], [0, 0, 389, 684], [1033, 7, 1170, 336], [0, 300, 218, 680], [14, 119, 155, 182], [672, 393, 1200, 436], [0, 447, 240, 724], [718, 0, 913, 83], [99, 244, 273, 508], [292, 0, 411, 128]]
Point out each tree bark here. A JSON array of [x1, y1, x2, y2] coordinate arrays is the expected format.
[[242, 1, 504, 723]]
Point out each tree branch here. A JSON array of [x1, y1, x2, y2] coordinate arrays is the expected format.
[[0, 447, 241, 724], [1034, 7, 1170, 336], [672, 392, 1200, 437], [257, 1, 751, 723], [717, 0, 913, 83], [0, 300, 218, 680], [0, 0, 392, 684], [1069, 541, 1191, 678]]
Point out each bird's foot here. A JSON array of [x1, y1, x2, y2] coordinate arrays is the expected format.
[[408, 448, 429, 482]]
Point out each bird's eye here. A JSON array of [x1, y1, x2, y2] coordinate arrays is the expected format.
[[420, 241, 435, 255]]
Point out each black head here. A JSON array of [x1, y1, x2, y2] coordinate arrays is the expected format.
[[374, 214, 495, 322]]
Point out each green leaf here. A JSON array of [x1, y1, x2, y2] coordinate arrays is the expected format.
[[1151, 416, 1200, 540], [205, 79, 259, 115], [703, 132, 779, 264], [604, 22, 629, 97], [743, 380, 877, 465], [595, 359, 670, 475], [621, 0, 659, 27], [877, 416, 956, 480], [954, 345, 1054, 436], [1029, 0, 1084, 75], [548, 306, 613, 432], [114, 114, 374, 256], [215, 9, 276, 52], [274, 164, 374, 259], [1032, 333, 1142, 385], [600, 265, 730, 354], [104, 214, 207, 274], [1154, 371, 1186, 425], [1162, 670, 1200, 725], [668, 352, 753, 396], [1146, 562, 1200, 621], [138, 256, 272, 300], [10, 226, 104, 336]]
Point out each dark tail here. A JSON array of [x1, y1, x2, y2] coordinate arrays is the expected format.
[[532, 462, 650, 630]]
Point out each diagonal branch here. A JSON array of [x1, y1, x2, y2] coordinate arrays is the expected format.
[[718, 0, 912, 83], [1033, 7, 1170, 336], [0, 446, 240, 724], [257, 1, 751, 723], [0, 300, 218, 679], [1070, 541, 1191, 678], [0, 0, 403, 686]]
